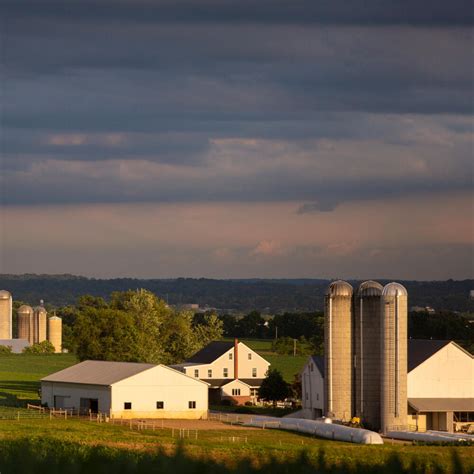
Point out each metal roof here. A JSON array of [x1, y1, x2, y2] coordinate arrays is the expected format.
[[0, 339, 29, 354], [310, 355, 325, 377], [382, 282, 408, 297], [408, 339, 452, 372], [185, 341, 234, 364], [357, 280, 383, 297], [41, 360, 156, 385], [0, 290, 11, 300], [326, 280, 353, 297], [409, 398, 474, 412]]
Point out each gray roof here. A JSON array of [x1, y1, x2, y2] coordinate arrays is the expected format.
[[409, 398, 474, 412], [0, 339, 29, 354], [310, 355, 325, 377], [408, 339, 452, 372], [202, 378, 265, 388], [41, 360, 156, 385], [185, 341, 234, 364]]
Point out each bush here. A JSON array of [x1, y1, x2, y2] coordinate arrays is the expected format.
[[220, 399, 236, 407], [23, 341, 55, 354], [234, 406, 253, 414], [0, 345, 12, 355], [244, 401, 253, 406]]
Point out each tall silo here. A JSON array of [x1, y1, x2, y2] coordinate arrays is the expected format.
[[34, 304, 48, 343], [381, 282, 408, 434], [48, 316, 62, 353], [354, 280, 383, 430], [324, 280, 353, 421], [17, 305, 34, 343], [0, 290, 13, 339]]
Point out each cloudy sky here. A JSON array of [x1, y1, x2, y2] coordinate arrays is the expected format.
[[0, 0, 472, 279]]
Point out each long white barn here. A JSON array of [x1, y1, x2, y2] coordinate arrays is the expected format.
[[41, 360, 209, 419]]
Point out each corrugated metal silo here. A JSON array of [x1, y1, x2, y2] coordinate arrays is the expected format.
[[381, 282, 408, 434], [324, 280, 353, 421], [34, 305, 48, 343], [48, 316, 62, 353], [0, 290, 13, 339], [354, 280, 383, 430], [17, 305, 34, 343]]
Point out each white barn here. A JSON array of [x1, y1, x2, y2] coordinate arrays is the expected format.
[[41, 360, 209, 419], [300, 340, 474, 433]]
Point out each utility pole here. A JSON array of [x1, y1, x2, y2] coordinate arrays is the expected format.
[[275, 326, 278, 340], [293, 338, 297, 357]]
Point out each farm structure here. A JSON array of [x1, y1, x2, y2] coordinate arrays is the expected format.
[[171, 339, 270, 405], [301, 339, 474, 433], [41, 360, 209, 419]]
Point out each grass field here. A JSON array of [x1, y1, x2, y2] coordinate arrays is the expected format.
[[0, 354, 77, 405]]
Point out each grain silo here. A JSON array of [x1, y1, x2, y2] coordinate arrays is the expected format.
[[0, 290, 12, 339], [354, 280, 383, 430], [48, 316, 62, 353], [17, 305, 34, 343], [381, 282, 408, 434], [34, 304, 48, 343], [324, 280, 353, 421]]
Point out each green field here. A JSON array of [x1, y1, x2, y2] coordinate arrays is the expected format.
[[0, 354, 77, 405]]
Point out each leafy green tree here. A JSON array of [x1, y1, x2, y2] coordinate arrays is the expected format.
[[258, 369, 290, 407], [23, 340, 55, 354]]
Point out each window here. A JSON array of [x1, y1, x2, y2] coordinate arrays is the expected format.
[[316, 393, 319, 401], [208, 369, 212, 378], [229, 352, 233, 360], [248, 353, 252, 360], [188, 401, 196, 409], [252, 368, 257, 377], [310, 363, 314, 372], [124, 402, 132, 410], [156, 401, 164, 409], [232, 388, 241, 396], [223, 368, 228, 377], [194, 369, 199, 378]]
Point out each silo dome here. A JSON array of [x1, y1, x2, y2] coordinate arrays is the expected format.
[[357, 280, 383, 297], [0, 290, 11, 300], [18, 305, 34, 313], [382, 282, 407, 297], [326, 280, 353, 297], [34, 306, 47, 313]]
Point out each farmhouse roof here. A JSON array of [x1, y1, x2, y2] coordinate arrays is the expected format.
[[41, 360, 156, 385], [202, 378, 265, 388], [185, 341, 235, 364]]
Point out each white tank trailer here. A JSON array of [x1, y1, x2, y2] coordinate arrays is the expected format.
[[381, 282, 408, 434], [243, 416, 383, 445], [0, 290, 13, 339], [354, 280, 383, 431], [324, 280, 353, 421]]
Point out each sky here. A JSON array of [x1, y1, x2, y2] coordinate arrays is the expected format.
[[0, 0, 473, 279]]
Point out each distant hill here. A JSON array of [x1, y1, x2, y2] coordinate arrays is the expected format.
[[0, 274, 473, 313]]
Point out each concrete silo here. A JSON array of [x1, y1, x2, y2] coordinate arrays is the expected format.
[[34, 304, 48, 344], [48, 316, 62, 353], [0, 290, 13, 339], [354, 281, 383, 430], [324, 280, 353, 421], [381, 282, 408, 434], [17, 305, 34, 343]]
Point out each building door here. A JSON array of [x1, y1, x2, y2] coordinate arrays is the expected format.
[[80, 398, 99, 414]]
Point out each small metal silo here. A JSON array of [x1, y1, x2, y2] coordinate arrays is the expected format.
[[17, 305, 34, 343], [324, 280, 353, 421], [0, 290, 13, 339], [354, 280, 383, 430], [48, 316, 62, 353], [34, 305, 48, 344], [381, 282, 408, 434]]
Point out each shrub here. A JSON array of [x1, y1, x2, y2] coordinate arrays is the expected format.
[[0, 345, 12, 355], [23, 341, 55, 354]]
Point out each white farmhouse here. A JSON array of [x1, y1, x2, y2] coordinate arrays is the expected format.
[[171, 339, 270, 405], [301, 340, 474, 433], [41, 360, 209, 419]]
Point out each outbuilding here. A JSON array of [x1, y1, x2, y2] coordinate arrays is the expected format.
[[41, 360, 209, 419]]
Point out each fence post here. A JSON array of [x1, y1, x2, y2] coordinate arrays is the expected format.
[[17, 412, 20, 421]]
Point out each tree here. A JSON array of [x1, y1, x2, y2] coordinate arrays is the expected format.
[[258, 369, 290, 407]]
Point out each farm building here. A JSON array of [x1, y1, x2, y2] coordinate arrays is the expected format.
[[0, 338, 29, 353], [170, 339, 270, 404], [301, 339, 474, 433], [41, 360, 209, 419]]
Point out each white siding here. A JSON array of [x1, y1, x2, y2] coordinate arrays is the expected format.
[[301, 358, 324, 416], [408, 343, 474, 399], [220, 379, 251, 397]]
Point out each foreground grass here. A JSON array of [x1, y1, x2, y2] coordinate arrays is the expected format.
[[0, 354, 77, 405], [0, 415, 472, 473]]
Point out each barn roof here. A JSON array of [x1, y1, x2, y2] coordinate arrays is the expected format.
[[185, 341, 235, 364], [41, 360, 156, 385]]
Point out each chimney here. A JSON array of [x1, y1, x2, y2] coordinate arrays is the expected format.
[[234, 338, 238, 380]]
